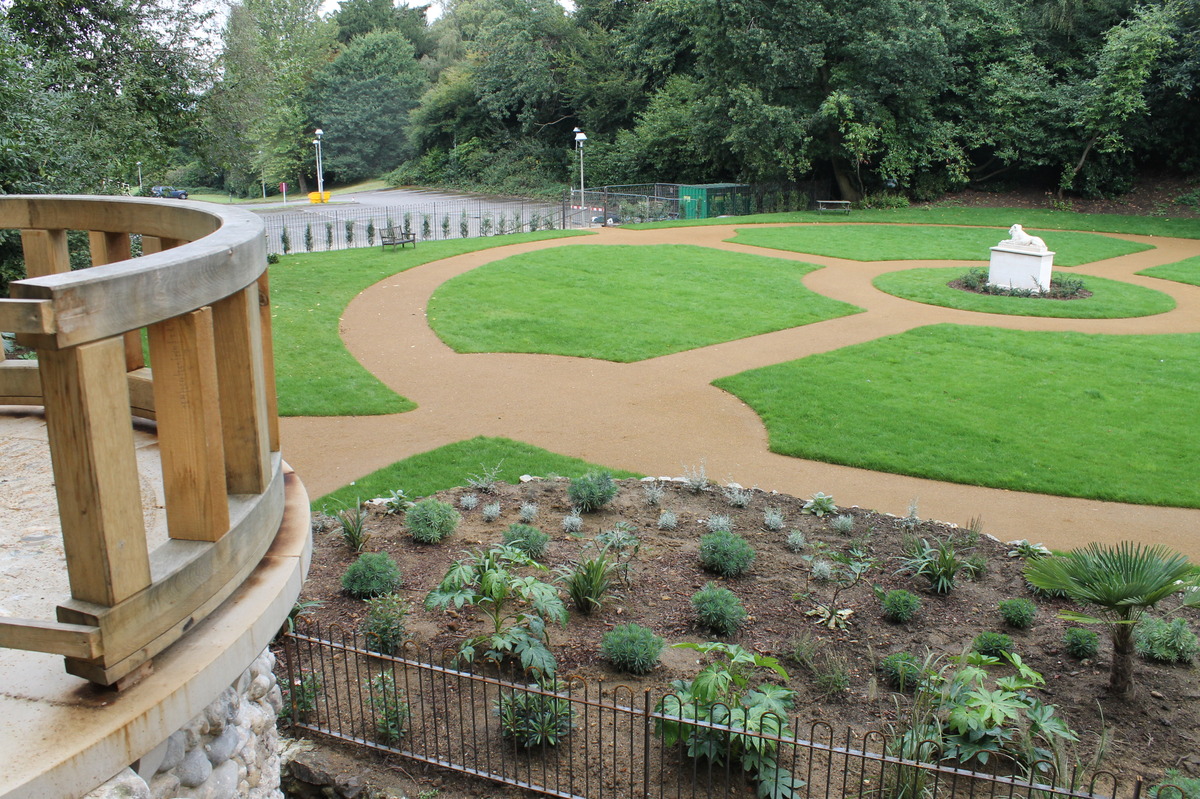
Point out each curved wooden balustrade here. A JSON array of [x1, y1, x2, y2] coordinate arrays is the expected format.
[[0, 195, 286, 686]]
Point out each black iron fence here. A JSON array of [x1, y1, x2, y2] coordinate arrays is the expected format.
[[278, 626, 1146, 799], [260, 198, 566, 256]]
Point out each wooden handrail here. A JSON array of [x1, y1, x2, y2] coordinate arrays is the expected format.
[[0, 195, 284, 686]]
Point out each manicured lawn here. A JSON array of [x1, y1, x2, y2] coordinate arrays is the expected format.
[[872, 267, 1176, 318], [315, 436, 641, 509], [1137, 255, 1200, 287], [728, 226, 1150, 266], [714, 325, 1199, 508], [427, 244, 863, 362], [628, 206, 1200, 238], [270, 231, 589, 416]]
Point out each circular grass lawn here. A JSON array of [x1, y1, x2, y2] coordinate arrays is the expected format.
[[873, 267, 1176, 318], [728, 225, 1152, 266], [427, 244, 863, 362]]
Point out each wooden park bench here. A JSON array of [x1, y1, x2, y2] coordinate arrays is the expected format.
[[381, 228, 416, 250], [816, 199, 851, 214]]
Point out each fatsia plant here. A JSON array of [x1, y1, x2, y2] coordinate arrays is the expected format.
[[1025, 542, 1200, 695], [425, 545, 568, 677], [656, 642, 805, 799]]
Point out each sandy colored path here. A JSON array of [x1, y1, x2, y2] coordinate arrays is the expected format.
[[280, 224, 1200, 559]]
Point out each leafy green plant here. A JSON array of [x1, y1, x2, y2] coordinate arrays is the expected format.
[[699, 530, 755, 577], [406, 498, 460, 543], [799, 543, 874, 629], [1149, 769, 1200, 799], [656, 642, 804, 799], [1008, 539, 1051, 559], [495, 679, 575, 747], [601, 624, 664, 674], [503, 523, 550, 560], [368, 671, 410, 744], [1025, 542, 1200, 694], [803, 492, 837, 517], [1063, 628, 1100, 659], [285, 599, 323, 634], [763, 506, 785, 531], [481, 501, 501, 522], [281, 671, 320, 724], [336, 500, 370, 552], [362, 593, 409, 655], [657, 510, 678, 530], [382, 489, 410, 515], [518, 501, 538, 523], [878, 588, 922, 623], [558, 553, 615, 614], [879, 651, 924, 690], [425, 545, 567, 676], [568, 471, 618, 512], [691, 583, 747, 636], [896, 538, 968, 594], [999, 598, 1038, 629], [972, 631, 1015, 658], [1134, 617, 1198, 664], [342, 552, 402, 598]]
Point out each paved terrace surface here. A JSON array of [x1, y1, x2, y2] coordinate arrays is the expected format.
[[276, 222, 1200, 559]]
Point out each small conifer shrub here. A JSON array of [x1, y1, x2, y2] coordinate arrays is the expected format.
[[342, 552, 402, 598], [601, 624, 664, 674]]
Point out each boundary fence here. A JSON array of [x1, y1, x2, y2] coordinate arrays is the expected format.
[[260, 198, 565, 256], [279, 625, 1146, 799]]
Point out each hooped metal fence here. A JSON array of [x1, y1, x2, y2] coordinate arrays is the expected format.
[[279, 625, 1143, 799]]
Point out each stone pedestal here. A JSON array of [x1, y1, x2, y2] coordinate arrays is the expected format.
[[988, 246, 1055, 292]]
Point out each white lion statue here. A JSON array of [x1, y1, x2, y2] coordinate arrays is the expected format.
[[1003, 224, 1048, 252]]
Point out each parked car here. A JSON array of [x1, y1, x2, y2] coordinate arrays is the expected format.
[[150, 186, 188, 199]]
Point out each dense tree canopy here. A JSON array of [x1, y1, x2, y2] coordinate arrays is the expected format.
[[2, 0, 1199, 200]]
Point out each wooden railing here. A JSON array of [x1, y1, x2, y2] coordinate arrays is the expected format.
[[0, 195, 284, 686]]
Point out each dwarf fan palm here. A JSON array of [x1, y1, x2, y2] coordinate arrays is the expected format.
[[1024, 542, 1199, 695]]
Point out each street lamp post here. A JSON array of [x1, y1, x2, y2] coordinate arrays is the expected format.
[[573, 127, 587, 223], [312, 128, 325, 202]]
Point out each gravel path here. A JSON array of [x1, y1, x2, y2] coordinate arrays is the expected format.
[[279, 223, 1200, 558]]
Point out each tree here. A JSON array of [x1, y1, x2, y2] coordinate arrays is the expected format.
[[332, 0, 433, 55], [1025, 542, 1200, 695], [308, 31, 428, 181]]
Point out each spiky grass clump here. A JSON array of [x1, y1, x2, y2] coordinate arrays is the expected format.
[[568, 471, 619, 512], [601, 624, 664, 674]]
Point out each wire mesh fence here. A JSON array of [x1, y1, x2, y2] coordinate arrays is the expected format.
[[279, 624, 1143, 799]]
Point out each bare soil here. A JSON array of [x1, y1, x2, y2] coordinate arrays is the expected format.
[[285, 477, 1200, 799]]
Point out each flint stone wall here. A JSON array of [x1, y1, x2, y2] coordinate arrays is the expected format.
[[83, 649, 284, 799]]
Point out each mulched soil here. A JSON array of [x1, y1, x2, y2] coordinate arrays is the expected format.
[[286, 477, 1200, 799]]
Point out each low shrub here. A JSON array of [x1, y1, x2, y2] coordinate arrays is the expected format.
[[1063, 627, 1100, 659], [803, 492, 837, 517], [518, 502, 539, 523], [699, 530, 755, 577], [657, 510, 678, 530], [406, 498, 460, 543], [786, 530, 807, 552], [459, 493, 479, 510], [878, 652, 923, 691], [691, 583, 747, 636], [568, 471, 619, 512], [643, 481, 664, 506], [601, 624, 664, 674], [342, 552, 402, 598], [830, 514, 855, 535], [482, 501, 502, 522], [495, 681, 575, 747], [503, 523, 550, 560], [559, 555, 615, 614], [362, 593, 409, 655], [369, 672, 410, 744], [972, 631, 1015, 658], [1135, 617, 1199, 664], [704, 514, 733, 533], [561, 509, 583, 533], [896, 538, 966, 594], [763, 507, 785, 532], [1149, 769, 1200, 799], [880, 589, 921, 623], [813, 653, 851, 696], [999, 598, 1037, 629], [787, 631, 819, 670], [722, 484, 753, 508]]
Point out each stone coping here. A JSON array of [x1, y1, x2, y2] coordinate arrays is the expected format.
[[0, 424, 311, 798]]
